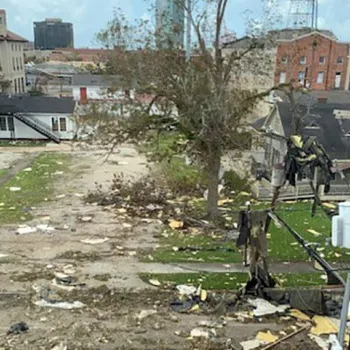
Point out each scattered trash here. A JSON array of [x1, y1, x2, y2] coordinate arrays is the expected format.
[[56, 194, 66, 199], [310, 316, 338, 336], [256, 331, 278, 343], [169, 219, 184, 230], [74, 193, 84, 198], [117, 161, 129, 165], [16, 225, 37, 235], [323, 202, 336, 209], [80, 238, 109, 245], [308, 334, 329, 350], [54, 171, 64, 175], [7, 322, 29, 335], [136, 309, 157, 320], [248, 298, 290, 317], [149, 279, 161, 287], [34, 300, 86, 309], [9, 187, 21, 192], [36, 224, 55, 233], [190, 328, 216, 339], [176, 285, 197, 296], [80, 216, 93, 222], [289, 309, 311, 321], [0, 253, 9, 258], [122, 223, 132, 228], [240, 339, 262, 350], [23, 168, 32, 172], [307, 229, 322, 237], [51, 343, 67, 350]]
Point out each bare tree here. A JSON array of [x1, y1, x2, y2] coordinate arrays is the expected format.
[[93, 0, 283, 219]]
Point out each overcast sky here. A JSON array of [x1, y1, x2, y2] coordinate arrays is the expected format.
[[2, 0, 350, 47]]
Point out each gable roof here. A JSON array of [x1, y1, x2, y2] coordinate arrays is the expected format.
[[276, 102, 350, 158], [0, 95, 75, 114], [72, 74, 119, 87], [0, 30, 28, 43]]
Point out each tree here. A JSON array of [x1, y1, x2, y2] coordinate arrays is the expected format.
[[94, 0, 282, 219]]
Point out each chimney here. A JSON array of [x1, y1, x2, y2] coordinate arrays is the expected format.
[[0, 10, 7, 37], [318, 97, 328, 104]]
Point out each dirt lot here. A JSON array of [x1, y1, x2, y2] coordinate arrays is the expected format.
[[0, 146, 320, 349]]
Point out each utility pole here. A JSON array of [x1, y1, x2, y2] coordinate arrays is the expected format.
[[186, 0, 191, 62]]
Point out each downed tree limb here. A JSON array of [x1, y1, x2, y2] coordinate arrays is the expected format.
[[260, 324, 311, 350]]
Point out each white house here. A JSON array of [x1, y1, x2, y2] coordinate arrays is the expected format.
[[71, 74, 135, 103], [0, 95, 76, 142]]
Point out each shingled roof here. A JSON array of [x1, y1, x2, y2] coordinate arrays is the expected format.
[[0, 95, 75, 114], [0, 30, 27, 42]]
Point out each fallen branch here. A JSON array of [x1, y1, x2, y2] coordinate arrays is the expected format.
[[261, 324, 311, 350]]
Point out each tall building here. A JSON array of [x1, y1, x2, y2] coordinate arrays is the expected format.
[[0, 9, 27, 94], [156, 0, 185, 49], [34, 18, 74, 50]]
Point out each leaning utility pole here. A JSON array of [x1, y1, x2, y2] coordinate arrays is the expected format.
[[185, 0, 191, 62]]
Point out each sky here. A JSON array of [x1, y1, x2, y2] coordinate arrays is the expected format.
[[2, 0, 350, 48]]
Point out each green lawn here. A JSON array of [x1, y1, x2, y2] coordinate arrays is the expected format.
[[0, 169, 9, 178], [139, 272, 343, 290], [0, 153, 70, 223], [0, 140, 48, 147], [146, 201, 349, 264]]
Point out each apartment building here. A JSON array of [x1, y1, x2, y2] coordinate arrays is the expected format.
[[275, 30, 350, 91], [0, 9, 27, 94]]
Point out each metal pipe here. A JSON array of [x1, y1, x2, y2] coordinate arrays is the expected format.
[[338, 273, 350, 346], [186, 0, 191, 62]]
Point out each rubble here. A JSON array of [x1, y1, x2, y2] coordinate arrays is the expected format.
[[7, 322, 29, 335], [248, 298, 290, 317], [34, 300, 86, 309]]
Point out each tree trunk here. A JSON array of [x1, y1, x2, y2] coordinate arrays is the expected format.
[[206, 152, 221, 220]]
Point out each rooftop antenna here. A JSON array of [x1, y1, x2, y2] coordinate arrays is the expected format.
[[287, 0, 318, 29]]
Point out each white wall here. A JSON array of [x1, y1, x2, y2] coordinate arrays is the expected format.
[[72, 85, 135, 101], [0, 113, 76, 140]]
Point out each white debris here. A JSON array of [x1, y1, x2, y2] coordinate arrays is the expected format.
[[52, 278, 75, 292], [54, 171, 64, 175], [149, 279, 161, 286], [122, 223, 132, 228], [51, 343, 67, 350], [80, 216, 93, 222], [176, 284, 197, 296], [240, 339, 262, 350], [9, 187, 21, 192], [308, 334, 329, 350], [74, 193, 84, 198], [34, 299, 86, 309], [23, 168, 32, 172], [248, 298, 290, 317], [80, 238, 109, 245], [117, 161, 129, 165], [36, 224, 55, 233], [56, 194, 66, 199], [16, 225, 37, 235], [136, 309, 157, 320], [0, 253, 9, 258], [190, 328, 211, 339], [0, 203, 4, 207]]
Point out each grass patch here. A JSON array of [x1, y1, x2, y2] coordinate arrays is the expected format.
[[140, 272, 345, 290], [0, 168, 9, 178], [0, 140, 48, 147], [0, 153, 70, 223], [148, 201, 350, 264]]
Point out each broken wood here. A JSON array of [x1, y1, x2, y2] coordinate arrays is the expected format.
[[260, 324, 311, 350]]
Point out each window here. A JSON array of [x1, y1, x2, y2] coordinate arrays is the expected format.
[[14, 79, 17, 93], [337, 56, 343, 64], [0, 17, 2, 25], [281, 56, 288, 64], [317, 72, 324, 84], [21, 78, 24, 92], [12, 57, 15, 71], [300, 56, 306, 64], [298, 71, 305, 83], [319, 56, 325, 64], [52, 118, 59, 132], [18, 78, 22, 92], [11, 44, 14, 51], [59, 118, 67, 131], [279, 72, 286, 83], [0, 117, 6, 131], [16, 57, 19, 70], [20, 57, 23, 70], [7, 117, 14, 131]]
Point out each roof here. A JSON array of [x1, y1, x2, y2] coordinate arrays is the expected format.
[[0, 95, 75, 114], [72, 74, 119, 87], [276, 102, 350, 158], [275, 90, 350, 105], [251, 117, 266, 130], [0, 30, 28, 43], [223, 28, 337, 49]]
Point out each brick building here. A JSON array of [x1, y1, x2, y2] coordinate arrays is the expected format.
[[274, 30, 350, 91]]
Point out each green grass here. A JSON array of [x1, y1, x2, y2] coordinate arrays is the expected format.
[[147, 201, 350, 264], [139, 272, 346, 290], [0, 140, 48, 147], [0, 169, 9, 178], [0, 153, 70, 223]]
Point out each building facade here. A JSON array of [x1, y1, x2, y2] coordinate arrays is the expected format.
[[156, 0, 185, 49], [34, 18, 74, 50], [0, 9, 27, 94], [275, 31, 350, 91]]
